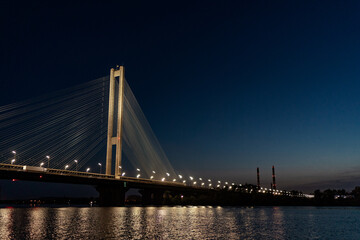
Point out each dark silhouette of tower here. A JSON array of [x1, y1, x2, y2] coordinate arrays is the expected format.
[[272, 165, 276, 190], [257, 167, 260, 189]]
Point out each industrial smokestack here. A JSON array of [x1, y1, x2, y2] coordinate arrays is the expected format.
[[272, 165, 276, 190], [257, 167, 260, 189]]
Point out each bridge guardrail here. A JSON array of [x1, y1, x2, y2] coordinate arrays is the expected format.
[[0, 163, 191, 188], [0, 163, 24, 170], [46, 168, 115, 179]]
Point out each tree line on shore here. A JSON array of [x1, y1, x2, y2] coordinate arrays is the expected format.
[[313, 186, 360, 205]]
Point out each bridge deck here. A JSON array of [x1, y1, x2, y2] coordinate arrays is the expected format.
[[0, 163, 212, 192]]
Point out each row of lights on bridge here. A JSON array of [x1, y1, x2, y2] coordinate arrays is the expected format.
[[7, 151, 97, 173], [8, 150, 240, 188], [7, 151, 241, 187], [9, 151, 238, 187], [7, 150, 289, 193], [119, 167, 240, 189]]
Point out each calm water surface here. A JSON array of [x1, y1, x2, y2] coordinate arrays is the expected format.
[[0, 206, 359, 239]]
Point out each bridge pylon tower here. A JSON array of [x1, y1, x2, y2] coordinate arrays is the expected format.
[[106, 66, 125, 178]]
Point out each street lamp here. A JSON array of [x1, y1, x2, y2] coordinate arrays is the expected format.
[[86, 168, 90, 172], [136, 174, 140, 178], [178, 174, 183, 179], [40, 162, 44, 167], [173, 178, 176, 182], [11, 159, 15, 164], [136, 168, 140, 172], [46, 156, 50, 168], [121, 172, 126, 176], [189, 176, 193, 181], [74, 160, 78, 171], [65, 165, 69, 170], [11, 151, 16, 163], [98, 163, 102, 174], [150, 171, 156, 180], [161, 177, 165, 181], [166, 172, 170, 177]]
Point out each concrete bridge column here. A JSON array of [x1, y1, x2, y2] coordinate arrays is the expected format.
[[106, 66, 125, 178]]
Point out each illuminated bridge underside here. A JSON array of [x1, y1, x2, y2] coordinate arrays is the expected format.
[[0, 163, 222, 206]]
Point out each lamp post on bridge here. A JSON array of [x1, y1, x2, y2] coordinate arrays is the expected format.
[[11, 151, 16, 164], [46, 156, 50, 168], [98, 163, 102, 174], [136, 168, 140, 178], [150, 170, 156, 180], [74, 160, 78, 171]]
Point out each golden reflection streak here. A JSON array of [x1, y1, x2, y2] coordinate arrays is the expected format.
[[0, 208, 12, 239], [28, 208, 46, 239], [78, 207, 93, 237], [271, 207, 285, 240]]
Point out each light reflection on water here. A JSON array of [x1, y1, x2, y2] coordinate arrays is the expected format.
[[0, 206, 360, 239]]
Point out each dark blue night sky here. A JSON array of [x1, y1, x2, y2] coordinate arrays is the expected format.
[[1, 1, 360, 197]]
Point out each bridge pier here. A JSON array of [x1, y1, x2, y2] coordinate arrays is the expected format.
[[96, 184, 128, 206], [139, 189, 164, 205]]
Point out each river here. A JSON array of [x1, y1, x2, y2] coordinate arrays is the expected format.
[[0, 206, 359, 239]]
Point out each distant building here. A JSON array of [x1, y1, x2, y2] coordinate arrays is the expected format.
[[303, 194, 314, 198]]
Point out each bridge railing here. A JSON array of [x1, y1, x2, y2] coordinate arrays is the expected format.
[[46, 168, 116, 179], [0, 163, 186, 186], [0, 163, 24, 171], [120, 176, 186, 186], [0, 163, 116, 179]]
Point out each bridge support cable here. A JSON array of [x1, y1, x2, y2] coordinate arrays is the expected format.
[[104, 66, 176, 179], [0, 76, 109, 170], [122, 78, 176, 179], [0, 67, 178, 180]]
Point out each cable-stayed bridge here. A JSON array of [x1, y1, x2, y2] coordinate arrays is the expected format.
[[0, 67, 283, 205]]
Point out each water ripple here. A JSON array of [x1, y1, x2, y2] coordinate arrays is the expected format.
[[0, 206, 360, 239]]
